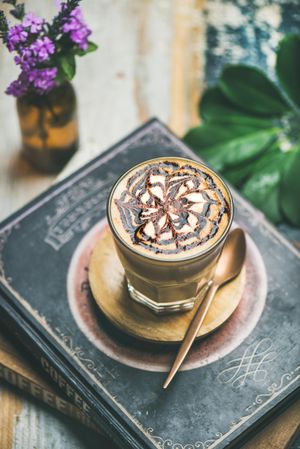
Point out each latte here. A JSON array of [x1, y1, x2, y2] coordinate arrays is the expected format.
[[108, 158, 231, 260]]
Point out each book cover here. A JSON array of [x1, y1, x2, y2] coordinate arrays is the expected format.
[[0, 119, 299, 449], [0, 329, 99, 432], [1, 300, 299, 449]]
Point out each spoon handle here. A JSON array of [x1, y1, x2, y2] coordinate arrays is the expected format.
[[163, 282, 219, 389]]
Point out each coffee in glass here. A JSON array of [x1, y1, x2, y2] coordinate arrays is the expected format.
[[107, 157, 233, 314]]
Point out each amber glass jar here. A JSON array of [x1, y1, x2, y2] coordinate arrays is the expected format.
[[17, 81, 79, 173]]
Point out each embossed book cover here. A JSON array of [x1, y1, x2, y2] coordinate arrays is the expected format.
[[0, 119, 299, 449]]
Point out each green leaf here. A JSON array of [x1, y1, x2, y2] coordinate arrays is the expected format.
[[60, 54, 76, 80], [74, 41, 98, 56], [222, 141, 279, 186], [276, 34, 300, 110], [223, 161, 256, 186], [219, 65, 290, 116], [280, 145, 300, 226], [242, 148, 288, 223], [197, 128, 278, 171], [184, 122, 262, 151], [0, 11, 9, 35], [55, 65, 67, 84], [200, 87, 274, 129], [9, 4, 25, 20]]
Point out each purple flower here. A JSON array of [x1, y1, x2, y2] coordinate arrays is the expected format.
[[62, 6, 83, 32], [6, 67, 58, 97], [28, 67, 57, 92], [31, 37, 55, 62], [5, 71, 29, 97], [3, 2, 94, 98], [7, 25, 28, 52], [62, 6, 91, 50], [70, 26, 91, 50], [56, 1, 67, 12], [23, 12, 44, 34], [14, 47, 36, 71]]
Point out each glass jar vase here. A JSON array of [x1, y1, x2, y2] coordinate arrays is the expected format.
[[17, 81, 79, 173]]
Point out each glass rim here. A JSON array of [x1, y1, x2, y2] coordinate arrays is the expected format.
[[106, 156, 234, 263]]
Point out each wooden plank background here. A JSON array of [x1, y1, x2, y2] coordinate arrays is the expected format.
[[0, 1, 299, 448]]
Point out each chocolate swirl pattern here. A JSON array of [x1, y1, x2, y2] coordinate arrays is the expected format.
[[114, 161, 229, 255]]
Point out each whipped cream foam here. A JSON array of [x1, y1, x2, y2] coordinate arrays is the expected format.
[[109, 158, 232, 259]]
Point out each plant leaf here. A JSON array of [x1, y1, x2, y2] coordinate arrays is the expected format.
[[280, 145, 300, 226], [200, 87, 275, 128], [241, 148, 288, 223], [9, 4, 25, 20], [222, 141, 279, 186], [223, 160, 257, 186], [196, 128, 278, 171], [276, 34, 300, 110], [0, 11, 9, 35], [184, 122, 263, 151], [219, 65, 290, 116], [73, 41, 98, 57], [60, 54, 76, 80]]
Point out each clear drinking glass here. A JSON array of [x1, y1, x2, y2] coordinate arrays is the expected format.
[[107, 157, 233, 314]]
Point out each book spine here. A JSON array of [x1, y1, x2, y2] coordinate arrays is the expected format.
[[0, 295, 145, 449], [0, 360, 99, 433]]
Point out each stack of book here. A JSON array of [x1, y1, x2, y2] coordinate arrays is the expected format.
[[0, 119, 299, 449]]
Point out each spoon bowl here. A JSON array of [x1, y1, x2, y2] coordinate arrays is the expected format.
[[214, 228, 246, 287]]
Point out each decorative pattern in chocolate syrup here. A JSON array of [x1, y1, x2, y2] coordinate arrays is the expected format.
[[114, 161, 229, 254]]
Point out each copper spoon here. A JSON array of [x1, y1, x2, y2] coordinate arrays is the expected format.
[[163, 228, 246, 389]]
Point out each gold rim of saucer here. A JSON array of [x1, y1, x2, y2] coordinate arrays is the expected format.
[[88, 227, 246, 344]]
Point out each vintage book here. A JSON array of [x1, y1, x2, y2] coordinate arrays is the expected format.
[[1, 312, 299, 449], [0, 149, 298, 449], [0, 119, 299, 449], [0, 329, 99, 432], [0, 151, 298, 449]]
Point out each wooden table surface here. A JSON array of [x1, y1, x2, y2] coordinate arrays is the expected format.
[[0, 1, 299, 448]]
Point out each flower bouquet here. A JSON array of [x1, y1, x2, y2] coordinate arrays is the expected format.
[[0, 0, 97, 172]]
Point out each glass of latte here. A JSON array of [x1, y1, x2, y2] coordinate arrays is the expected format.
[[107, 157, 233, 314]]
